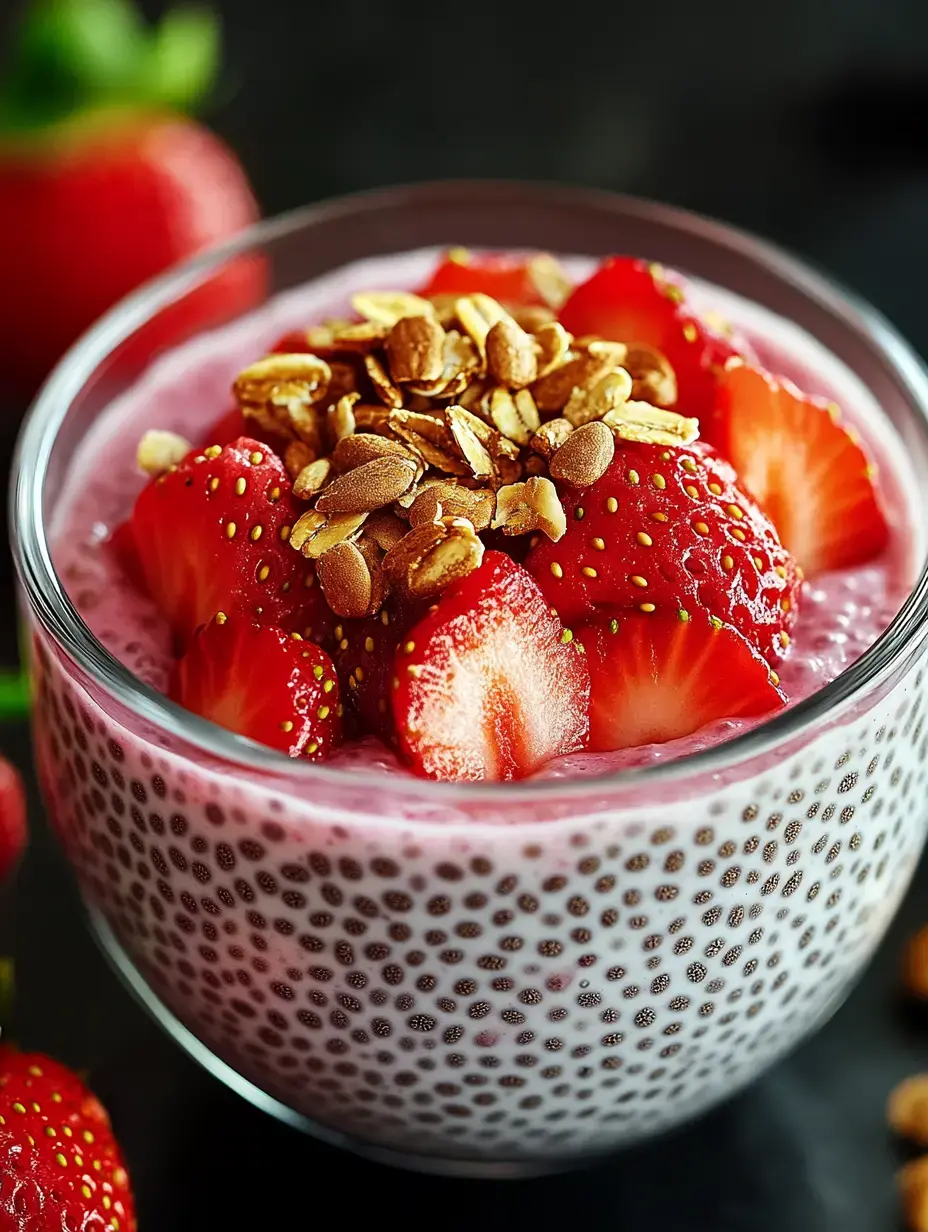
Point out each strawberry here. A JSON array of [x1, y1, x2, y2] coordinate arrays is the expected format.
[[131, 435, 331, 647], [558, 257, 741, 419], [709, 362, 890, 576], [0, 756, 26, 882], [0, 1045, 137, 1231], [418, 250, 555, 307], [579, 609, 785, 751], [392, 551, 589, 781], [333, 594, 428, 739], [171, 618, 341, 759], [526, 443, 801, 664], [0, 0, 261, 400]]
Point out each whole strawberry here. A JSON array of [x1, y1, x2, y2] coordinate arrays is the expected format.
[[0, 1046, 136, 1230], [0, 755, 26, 883], [0, 0, 261, 400]]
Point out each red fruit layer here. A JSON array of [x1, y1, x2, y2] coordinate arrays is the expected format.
[[131, 436, 330, 648], [580, 609, 786, 751], [527, 443, 801, 664], [710, 362, 890, 576], [559, 256, 741, 420], [392, 552, 590, 781], [171, 618, 341, 759]]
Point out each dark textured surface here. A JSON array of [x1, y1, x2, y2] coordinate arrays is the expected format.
[[3, 0, 928, 1225]]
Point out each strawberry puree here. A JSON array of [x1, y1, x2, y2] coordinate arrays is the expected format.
[[52, 249, 921, 780]]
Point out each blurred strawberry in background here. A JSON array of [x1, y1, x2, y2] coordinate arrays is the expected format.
[[0, 0, 262, 402], [0, 753, 26, 882]]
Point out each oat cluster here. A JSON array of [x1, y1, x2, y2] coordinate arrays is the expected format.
[[226, 271, 699, 620]]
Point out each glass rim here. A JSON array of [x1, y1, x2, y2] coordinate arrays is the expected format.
[[12, 177, 928, 805]]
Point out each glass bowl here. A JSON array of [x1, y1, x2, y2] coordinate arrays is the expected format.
[[12, 181, 928, 1177]]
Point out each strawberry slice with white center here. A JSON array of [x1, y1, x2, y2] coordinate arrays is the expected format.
[[709, 361, 890, 576], [579, 609, 785, 752], [131, 435, 331, 647], [171, 617, 341, 759], [558, 256, 743, 419], [392, 551, 590, 781]]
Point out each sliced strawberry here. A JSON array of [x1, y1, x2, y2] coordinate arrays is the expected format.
[[710, 362, 890, 576], [526, 443, 800, 664], [131, 436, 331, 647], [558, 257, 741, 419], [418, 250, 553, 307], [580, 609, 786, 751], [333, 594, 428, 739], [171, 618, 341, 759], [392, 551, 589, 781]]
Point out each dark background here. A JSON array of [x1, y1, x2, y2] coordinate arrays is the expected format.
[[3, 0, 928, 1226]]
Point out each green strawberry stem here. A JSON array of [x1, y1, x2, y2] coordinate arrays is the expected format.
[[0, 0, 220, 137], [0, 668, 30, 721]]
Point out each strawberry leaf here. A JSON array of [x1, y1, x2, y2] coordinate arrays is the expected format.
[[138, 6, 220, 112], [0, 0, 220, 138]]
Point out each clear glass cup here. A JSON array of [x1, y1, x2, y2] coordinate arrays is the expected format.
[[12, 182, 928, 1178]]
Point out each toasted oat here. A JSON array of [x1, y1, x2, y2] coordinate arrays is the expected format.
[[446, 405, 494, 479], [353, 404, 393, 436], [386, 315, 445, 384], [527, 253, 573, 310], [362, 508, 409, 552], [903, 925, 928, 999], [530, 417, 574, 459], [327, 360, 362, 400], [486, 318, 538, 389], [602, 400, 699, 446], [334, 433, 415, 472], [899, 1157, 928, 1232], [486, 387, 540, 447], [290, 509, 368, 558], [364, 354, 405, 409], [234, 353, 331, 412], [351, 290, 436, 327], [405, 329, 480, 399], [530, 342, 626, 413], [407, 481, 496, 532], [550, 420, 615, 487], [316, 541, 373, 618], [329, 320, 389, 352], [563, 368, 634, 426], [389, 409, 468, 475], [137, 430, 191, 477], [492, 476, 566, 541], [328, 393, 358, 443], [890, 1076, 928, 1146], [293, 458, 333, 500], [624, 343, 678, 407], [315, 455, 418, 515], [285, 401, 323, 448], [455, 293, 510, 363], [533, 321, 572, 378], [284, 440, 316, 479], [383, 516, 484, 598], [510, 304, 556, 333]]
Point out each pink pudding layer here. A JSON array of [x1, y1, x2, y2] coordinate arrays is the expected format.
[[52, 249, 922, 782]]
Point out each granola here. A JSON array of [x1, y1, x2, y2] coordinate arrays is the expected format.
[[229, 276, 696, 613]]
